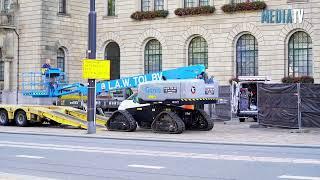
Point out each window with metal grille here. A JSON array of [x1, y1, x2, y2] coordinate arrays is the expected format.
[[236, 34, 258, 76], [0, 48, 3, 81], [57, 48, 65, 72], [3, 0, 10, 11], [144, 39, 162, 74], [58, 0, 67, 14], [108, 0, 115, 16], [184, 0, 196, 7], [184, 0, 209, 7], [154, 0, 164, 10], [288, 31, 312, 77], [199, 0, 209, 6], [141, 0, 151, 11], [0, 61, 3, 81], [231, 0, 256, 3], [188, 36, 208, 68]]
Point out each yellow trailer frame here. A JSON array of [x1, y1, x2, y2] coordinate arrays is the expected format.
[[0, 105, 108, 130]]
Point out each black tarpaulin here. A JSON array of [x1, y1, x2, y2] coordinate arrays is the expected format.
[[258, 84, 299, 128]]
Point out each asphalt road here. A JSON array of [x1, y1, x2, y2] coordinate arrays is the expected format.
[[0, 133, 319, 180]]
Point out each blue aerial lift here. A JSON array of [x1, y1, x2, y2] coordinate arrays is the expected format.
[[22, 65, 209, 98], [21, 65, 219, 134]]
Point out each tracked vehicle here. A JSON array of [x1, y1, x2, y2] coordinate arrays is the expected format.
[[106, 79, 219, 134]]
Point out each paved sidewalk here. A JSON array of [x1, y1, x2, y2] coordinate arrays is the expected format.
[[0, 122, 319, 147]]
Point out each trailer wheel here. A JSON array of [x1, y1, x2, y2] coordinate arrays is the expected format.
[[191, 109, 214, 131], [0, 110, 9, 126], [15, 110, 28, 127], [106, 110, 137, 132], [151, 111, 185, 134]]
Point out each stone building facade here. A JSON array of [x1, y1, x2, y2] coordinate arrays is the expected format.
[[0, 0, 319, 104]]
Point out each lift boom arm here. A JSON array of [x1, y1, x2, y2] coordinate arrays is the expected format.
[[22, 65, 207, 98]]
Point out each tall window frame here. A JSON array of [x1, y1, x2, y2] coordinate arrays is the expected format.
[[188, 36, 208, 68], [154, 0, 164, 11], [236, 34, 258, 77], [184, 0, 209, 8], [288, 31, 313, 77], [107, 0, 116, 16], [2, 0, 10, 11], [58, 0, 67, 14], [231, 0, 256, 3], [144, 39, 162, 74], [57, 48, 66, 72], [0, 48, 3, 81], [104, 42, 121, 80], [141, 0, 151, 12]]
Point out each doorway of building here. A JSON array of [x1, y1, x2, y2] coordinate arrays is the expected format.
[[104, 42, 120, 80]]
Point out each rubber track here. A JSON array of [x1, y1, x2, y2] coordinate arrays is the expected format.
[[152, 111, 185, 134], [194, 109, 214, 131], [106, 110, 137, 132]]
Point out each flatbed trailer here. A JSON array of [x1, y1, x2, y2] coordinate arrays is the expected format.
[[0, 105, 108, 130]]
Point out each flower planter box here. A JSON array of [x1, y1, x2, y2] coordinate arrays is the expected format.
[[174, 6, 215, 16], [222, 1, 266, 13], [131, 10, 169, 20]]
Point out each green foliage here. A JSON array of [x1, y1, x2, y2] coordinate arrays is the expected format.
[[221, 1, 266, 13], [174, 6, 215, 16], [281, 76, 314, 84], [130, 10, 169, 20]]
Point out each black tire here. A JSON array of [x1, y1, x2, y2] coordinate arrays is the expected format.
[[106, 110, 137, 132], [0, 110, 9, 126], [15, 110, 28, 127], [151, 111, 185, 134], [239, 118, 246, 122], [191, 109, 214, 131]]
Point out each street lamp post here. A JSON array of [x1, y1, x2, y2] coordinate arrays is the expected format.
[[87, 0, 97, 134]]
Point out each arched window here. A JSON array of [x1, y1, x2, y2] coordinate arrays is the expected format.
[[57, 48, 65, 72], [105, 42, 120, 80], [288, 31, 312, 77], [144, 39, 162, 74], [236, 34, 258, 76], [188, 36, 208, 68]]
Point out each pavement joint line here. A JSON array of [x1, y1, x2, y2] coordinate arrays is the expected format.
[[0, 131, 320, 149]]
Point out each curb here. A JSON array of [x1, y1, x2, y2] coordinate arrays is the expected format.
[[1, 131, 320, 149]]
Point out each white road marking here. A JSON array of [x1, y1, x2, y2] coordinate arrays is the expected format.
[[1, 141, 320, 165], [128, 164, 165, 169], [16, 155, 44, 159], [278, 175, 320, 180]]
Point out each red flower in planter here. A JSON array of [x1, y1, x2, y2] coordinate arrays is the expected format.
[[174, 6, 215, 16], [131, 10, 169, 21], [222, 1, 266, 13]]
